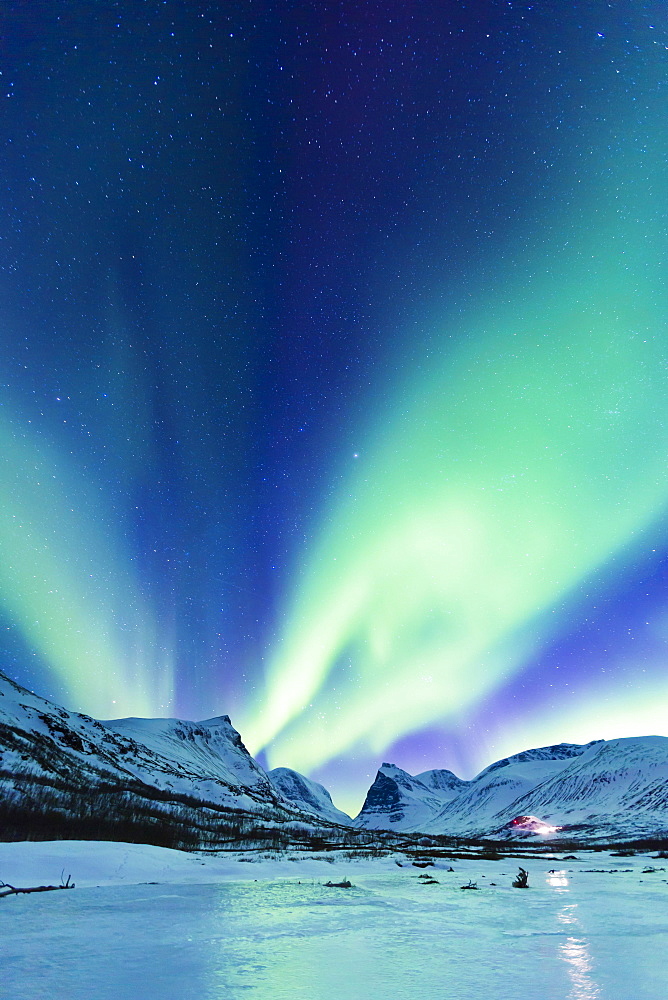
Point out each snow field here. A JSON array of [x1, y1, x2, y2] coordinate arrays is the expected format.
[[0, 841, 666, 1000]]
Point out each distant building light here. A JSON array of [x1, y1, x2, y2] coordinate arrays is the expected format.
[[510, 814, 560, 835]]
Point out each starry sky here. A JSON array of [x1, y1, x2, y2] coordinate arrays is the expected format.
[[1, 1, 666, 814]]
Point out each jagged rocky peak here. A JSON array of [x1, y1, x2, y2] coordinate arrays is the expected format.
[[378, 762, 419, 787], [355, 763, 459, 828], [361, 767, 406, 811]]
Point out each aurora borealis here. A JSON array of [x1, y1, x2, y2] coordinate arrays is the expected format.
[[2, 2, 666, 813]]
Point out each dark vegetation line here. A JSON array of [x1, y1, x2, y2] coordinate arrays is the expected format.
[[3, 772, 667, 855], [0, 770, 396, 852]]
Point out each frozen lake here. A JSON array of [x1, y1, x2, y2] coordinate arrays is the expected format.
[[1, 846, 667, 1000]]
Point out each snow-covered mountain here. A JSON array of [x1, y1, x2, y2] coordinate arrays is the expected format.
[[268, 767, 352, 826], [0, 671, 351, 844], [3, 669, 667, 844], [425, 742, 602, 834], [0, 671, 272, 810], [102, 715, 275, 808], [355, 739, 668, 842], [354, 763, 466, 832], [486, 736, 668, 841]]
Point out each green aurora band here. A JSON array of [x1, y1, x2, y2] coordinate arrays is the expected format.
[[244, 139, 667, 779], [0, 414, 172, 718]]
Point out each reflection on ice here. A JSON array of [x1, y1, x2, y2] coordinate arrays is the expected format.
[[557, 903, 601, 999], [558, 903, 579, 925], [560, 937, 601, 999], [547, 869, 570, 890]]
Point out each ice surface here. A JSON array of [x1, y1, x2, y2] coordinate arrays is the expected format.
[[0, 842, 666, 1000]]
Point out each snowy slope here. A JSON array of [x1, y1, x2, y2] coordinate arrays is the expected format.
[[103, 715, 273, 806], [0, 672, 349, 836], [355, 739, 668, 842], [268, 767, 352, 825], [416, 767, 469, 796], [424, 742, 601, 835], [0, 671, 277, 813], [485, 736, 668, 841]]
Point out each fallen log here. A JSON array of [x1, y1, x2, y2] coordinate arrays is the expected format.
[[0, 874, 75, 898]]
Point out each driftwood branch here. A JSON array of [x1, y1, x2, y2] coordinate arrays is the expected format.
[[0, 873, 75, 898]]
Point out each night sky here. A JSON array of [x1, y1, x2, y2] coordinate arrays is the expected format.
[[1, 1, 666, 814]]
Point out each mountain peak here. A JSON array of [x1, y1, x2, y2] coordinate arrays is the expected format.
[[199, 714, 232, 726]]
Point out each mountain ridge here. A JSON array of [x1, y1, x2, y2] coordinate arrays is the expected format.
[[0, 670, 356, 849], [355, 736, 668, 842], [1, 670, 667, 844]]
